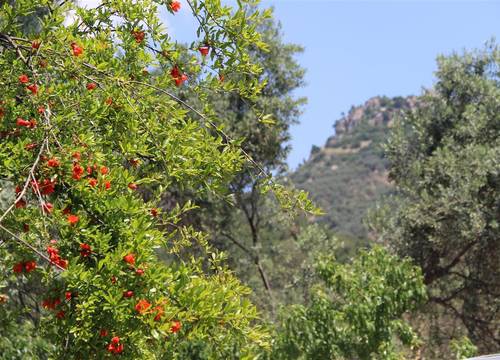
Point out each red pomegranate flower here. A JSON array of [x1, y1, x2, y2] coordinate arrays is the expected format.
[[104, 180, 111, 190], [47, 158, 60, 167], [100, 329, 108, 337], [175, 73, 188, 87], [171, 320, 182, 333], [135, 299, 151, 314], [16, 118, 31, 127], [123, 253, 135, 265], [19, 74, 29, 83], [86, 82, 97, 91], [170, 66, 180, 79], [24, 260, 37, 273], [199, 45, 209, 57], [57, 259, 68, 269], [170, 1, 181, 12], [27, 84, 38, 95], [72, 163, 84, 180], [13, 262, 24, 273], [67, 214, 79, 225], [40, 179, 56, 195], [88, 178, 98, 187], [32, 40, 41, 49], [71, 42, 83, 57], [150, 208, 158, 217], [128, 183, 137, 190], [107, 342, 124, 354], [79, 243, 92, 257], [171, 66, 188, 86], [135, 268, 144, 276], [65, 291, 72, 300], [100, 166, 109, 175]]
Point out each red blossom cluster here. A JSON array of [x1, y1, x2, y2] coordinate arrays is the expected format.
[[15, 198, 26, 208], [42, 297, 61, 310], [134, 299, 165, 321], [107, 336, 124, 354], [135, 299, 151, 314], [47, 245, 68, 269], [47, 158, 60, 167], [32, 178, 56, 195], [27, 83, 38, 95], [16, 117, 37, 128], [12, 260, 37, 274], [70, 154, 112, 191], [42, 289, 74, 319], [170, 66, 188, 87]]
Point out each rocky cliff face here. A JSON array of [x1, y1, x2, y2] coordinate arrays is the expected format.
[[291, 95, 417, 241]]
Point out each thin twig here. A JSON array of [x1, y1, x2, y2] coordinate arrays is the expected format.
[[0, 224, 65, 271], [0, 138, 48, 225]]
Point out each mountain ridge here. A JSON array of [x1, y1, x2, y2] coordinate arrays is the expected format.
[[291, 95, 418, 240]]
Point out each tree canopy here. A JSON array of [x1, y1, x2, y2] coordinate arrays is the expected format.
[[376, 42, 500, 353], [0, 0, 282, 357]]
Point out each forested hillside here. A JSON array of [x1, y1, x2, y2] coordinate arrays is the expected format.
[[292, 95, 417, 240]]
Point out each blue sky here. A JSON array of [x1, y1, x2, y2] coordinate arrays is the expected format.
[[261, 1, 500, 169], [146, 1, 500, 169]]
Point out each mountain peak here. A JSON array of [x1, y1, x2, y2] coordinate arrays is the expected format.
[[292, 95, 417, 240]]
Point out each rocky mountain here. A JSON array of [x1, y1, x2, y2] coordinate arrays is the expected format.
[[291, 95, 418, 241]]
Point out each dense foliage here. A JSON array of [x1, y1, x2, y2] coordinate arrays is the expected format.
[[0, 0, 281, 357], [270, 247, 427, 359]]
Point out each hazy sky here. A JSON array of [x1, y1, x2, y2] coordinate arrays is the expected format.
[[80, 0, 500, 169]]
